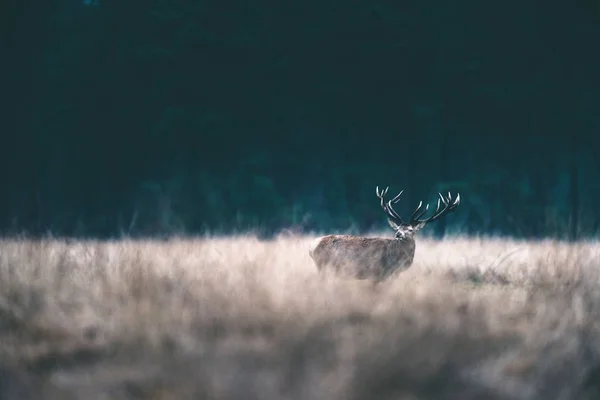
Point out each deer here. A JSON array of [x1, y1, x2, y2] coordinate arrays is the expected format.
[[309, 186, 460, 280]]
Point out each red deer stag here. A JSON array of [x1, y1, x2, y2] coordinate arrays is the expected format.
[[309, 186, 460, 280]]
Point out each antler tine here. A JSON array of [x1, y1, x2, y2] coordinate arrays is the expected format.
[[386, 189, 404, 220], [439, 192, 448, 205], [390, 190, 404, 204], [375, 186, 389, 198], [444, 193, 460, 213], [386, 200, 402, 221], [376, 186, 405, 224], [375, 186, 387, 209], [409, 201, 429, 224]]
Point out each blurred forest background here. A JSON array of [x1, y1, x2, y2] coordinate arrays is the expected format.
[[3, 0, 600, 239]]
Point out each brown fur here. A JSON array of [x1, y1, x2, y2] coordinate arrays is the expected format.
[[309, 234, 416, 280]]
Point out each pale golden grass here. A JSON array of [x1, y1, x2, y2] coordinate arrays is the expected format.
[[0, 234, 599, 399]]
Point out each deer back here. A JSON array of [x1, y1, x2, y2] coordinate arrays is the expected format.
[[309, 235, 416, 279]]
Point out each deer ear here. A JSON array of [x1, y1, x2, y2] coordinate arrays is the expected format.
[[387, 219, 400, 230], [413, 222, 427, 231]]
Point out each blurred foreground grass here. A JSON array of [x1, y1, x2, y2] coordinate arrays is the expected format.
[[0, 234, 599, 399]]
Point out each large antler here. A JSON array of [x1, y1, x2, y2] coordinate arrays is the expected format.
[[376, 186, 405, 224], [408, 192, 460, 226]]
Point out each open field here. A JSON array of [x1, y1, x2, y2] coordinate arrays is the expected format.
[[0, 234, 600, 399]]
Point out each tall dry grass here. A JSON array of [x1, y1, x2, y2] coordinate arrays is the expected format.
[[0, 234, 599, 399]]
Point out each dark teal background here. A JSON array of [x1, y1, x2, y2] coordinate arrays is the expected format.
[[3, 0, 599, 238]]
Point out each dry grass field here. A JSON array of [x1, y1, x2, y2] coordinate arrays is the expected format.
[[1, 234, 600, 399]]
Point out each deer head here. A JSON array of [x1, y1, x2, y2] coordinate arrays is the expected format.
[[375, 186, 460, 239]]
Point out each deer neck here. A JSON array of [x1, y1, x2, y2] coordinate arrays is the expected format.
[[395, 235, 414, 243]]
